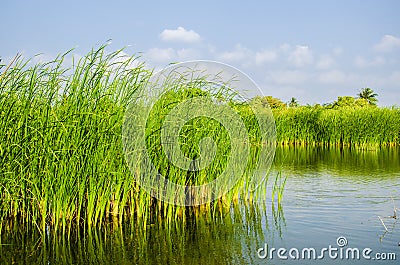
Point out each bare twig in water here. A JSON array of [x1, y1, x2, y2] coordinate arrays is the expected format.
[[378, 216, 389, 232], [378, 198, 399, 242], [391, 197, 397, 219]]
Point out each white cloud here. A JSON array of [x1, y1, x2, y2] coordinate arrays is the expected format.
[[159, 27, 201, 43], [216, 44, 252, 63], [145, 47, 176, 63], [176, 48, 201, 60], [374, 35, 400, 52], [255, 49, 278, 65], [354, 56, 385, 68], [279, 43, 291, 53], [144, 47, 202, 64], [317, 70, 347, 84], [288, 45, 313, 67], [29, 53, 55, 64], [316, 55, 335, 69], [109, 51, 144, 70], [269, 70, 309, 85], [333, 47, 343, 56]]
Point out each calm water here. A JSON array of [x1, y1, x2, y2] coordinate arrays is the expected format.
[[1, 146, 399, 264]]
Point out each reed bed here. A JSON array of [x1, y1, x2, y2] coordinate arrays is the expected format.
[[0, 46, 274, 234], [0, 45, 152, 234], [3, 44, 396, 235], [273, 106, 400, 146]]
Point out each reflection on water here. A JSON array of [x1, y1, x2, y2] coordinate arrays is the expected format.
[[1, 146, 399, 264], [0, 202, 284, 265], [268, 146, 400, 264], [274, 145, 400, 176]]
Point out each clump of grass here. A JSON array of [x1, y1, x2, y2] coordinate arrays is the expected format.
[[0, 45, 151, 233], [273, 106, 400, 146], [0, 46, 276, 234], [123, 70, 275, 220]]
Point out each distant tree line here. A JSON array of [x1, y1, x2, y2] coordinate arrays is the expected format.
[[251, 88, 380, 109]]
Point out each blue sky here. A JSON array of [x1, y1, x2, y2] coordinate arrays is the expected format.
[[3, 0, 400, 106]]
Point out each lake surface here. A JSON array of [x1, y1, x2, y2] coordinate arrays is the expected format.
[[1, 146, 399, 264]]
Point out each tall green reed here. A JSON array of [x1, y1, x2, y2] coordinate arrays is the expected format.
[[273, 106, 400, 146], [0, 45, 151, 234], [124, 78, 272, 222], [0, 46, 276, 234]]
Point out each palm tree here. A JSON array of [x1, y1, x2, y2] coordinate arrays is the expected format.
[[288, 97, 299, 107], [358, 88, 378, 105]]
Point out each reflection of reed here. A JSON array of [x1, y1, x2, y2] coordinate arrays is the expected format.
[[378, 198, 399, 242], [273, 145, 400, 176], [271, 203, 286, 239], [0, 201, 285, 264]]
